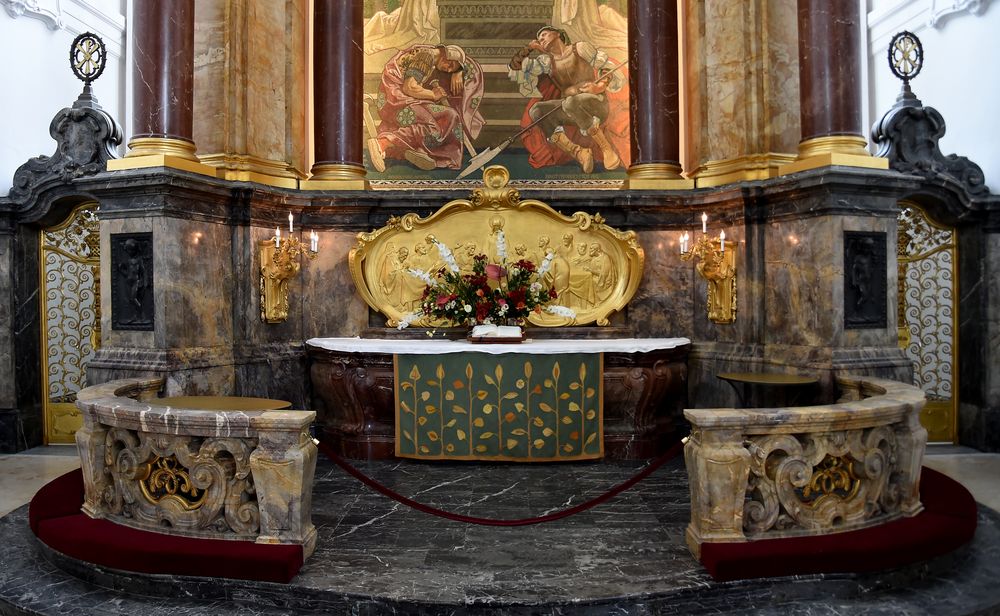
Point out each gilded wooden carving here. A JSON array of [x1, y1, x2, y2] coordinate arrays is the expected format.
[[350, 165, 644, 327]]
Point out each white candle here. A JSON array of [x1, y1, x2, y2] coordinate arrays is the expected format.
[[701, 212, 707, 234], [275, 227, 281, 248], [310, 230, 318, 253], [288, 212, 294, 233], [720, 230, 726, 253]]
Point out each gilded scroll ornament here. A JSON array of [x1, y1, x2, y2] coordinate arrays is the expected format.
[[101, 429, 260, 537], [138, 455, 207, 511], [743, 428, 900, 537], [350, 165, 643, 327]]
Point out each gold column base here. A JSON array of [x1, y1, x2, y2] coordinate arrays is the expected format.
[[779, 135, 889, 176], [108, 137, 218, 176], [200, 153, 304, 189], [692, 153, 797, 188], [625, 163, 695, 190], [300, 163, 368, 190]]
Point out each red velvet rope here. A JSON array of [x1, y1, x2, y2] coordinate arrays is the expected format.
[[316, 439, 685, 527]]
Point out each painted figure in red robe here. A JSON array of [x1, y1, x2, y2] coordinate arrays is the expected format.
[[369, 44, 485, 172]]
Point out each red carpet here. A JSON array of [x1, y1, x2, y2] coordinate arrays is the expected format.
[[700, 466, 979, 581], [28, 466, 977, 585], [29, 468, 303, 583]]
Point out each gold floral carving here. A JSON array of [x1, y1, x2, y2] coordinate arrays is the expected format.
[[350, 165, 644, 327]]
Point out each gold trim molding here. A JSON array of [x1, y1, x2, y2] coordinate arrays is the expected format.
[[200, 153, 305, 189], [625, 163, 695, 190], [350, 165, 645, 328], [300, 163, 368, 190], [779, 135, 889, 175], [125, 137, 200, 161], [692, 153, 797, 188], [109, 136, 217, 177]]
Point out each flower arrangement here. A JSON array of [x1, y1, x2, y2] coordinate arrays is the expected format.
[[398, 233, 574, 329]]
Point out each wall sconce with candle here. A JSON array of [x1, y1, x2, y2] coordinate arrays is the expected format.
[[259, 213, 319, 323], [680, 213, 737, 324]]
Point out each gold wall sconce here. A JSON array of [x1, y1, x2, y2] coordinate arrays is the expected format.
[[260, 214, 319, 323], [680, 213, 737, 324]]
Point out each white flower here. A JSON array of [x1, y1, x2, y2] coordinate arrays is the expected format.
[[544, 305, 576, 318], [407, 268, 437, 286], [464, 304, 473, 313], [537, 250, 554, 276], [496, 230, 507, 262], [434, 240, 460, 273], [396, 311, 423, 329], [530, 281, 542, 292]]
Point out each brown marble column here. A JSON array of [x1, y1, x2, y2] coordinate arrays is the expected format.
[[626, 0, 692, 189], [126, 0, 198, 161], [793, 0, 871, 161], [305, 0, 366, 189]]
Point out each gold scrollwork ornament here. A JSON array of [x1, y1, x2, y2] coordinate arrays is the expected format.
[[681, 234, 736, 324]]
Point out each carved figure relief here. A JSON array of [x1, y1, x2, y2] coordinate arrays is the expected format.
[[844, 232, 887, 329], [350, 165, 643, 327], [111, 233, 154, 330]]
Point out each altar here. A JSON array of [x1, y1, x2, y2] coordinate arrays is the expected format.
[[308, 337, 690, 461]]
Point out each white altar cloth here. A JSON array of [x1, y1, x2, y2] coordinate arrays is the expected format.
[[306, 337, 691, 356]]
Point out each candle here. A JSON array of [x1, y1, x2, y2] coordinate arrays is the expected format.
[[701, 212, 707, 234], [310, 230, 318, 253], [288, 212, 294, 233], [275, 226, 281, 248], [720, 230, 726, 253]]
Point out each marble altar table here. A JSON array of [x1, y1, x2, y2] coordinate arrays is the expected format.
[[307, 337, 690, 460]]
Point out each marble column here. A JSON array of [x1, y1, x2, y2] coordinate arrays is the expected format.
[[304, 0, 366, 189], [781, 0, 886, 173], [126, 0, 198, 161], [192, 0, 309, 189], [626, 0, 692, 189]]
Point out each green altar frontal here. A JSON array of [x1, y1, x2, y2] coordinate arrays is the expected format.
[[394, 352, 604, 462]]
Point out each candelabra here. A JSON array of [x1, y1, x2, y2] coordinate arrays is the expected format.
[[680, 229, 736, 324], [260, 214, 319, 323]]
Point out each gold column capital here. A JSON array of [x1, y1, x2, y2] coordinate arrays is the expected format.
[[779, 135, 889, 176], [300, 163, 368, 191], [625, 163, 695, 190]]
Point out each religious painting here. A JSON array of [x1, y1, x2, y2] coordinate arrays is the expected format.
[[844, 231, 887, 329], [361, 0, 630, 187]]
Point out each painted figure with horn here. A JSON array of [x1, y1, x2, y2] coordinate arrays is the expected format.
[[368, 44, 485, 172], [508, 26, 629, 173]]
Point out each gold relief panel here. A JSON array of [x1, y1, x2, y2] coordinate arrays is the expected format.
[[350, 165, 644, 327]]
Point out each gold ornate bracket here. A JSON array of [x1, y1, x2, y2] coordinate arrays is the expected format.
[[349, 166, 645, 328], [681, 232, 736, 324], [260, 229, 318, 323]]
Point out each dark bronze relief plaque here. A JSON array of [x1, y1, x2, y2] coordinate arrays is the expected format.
[[111, 232, 154, 331], [844, 231, 887, 329]]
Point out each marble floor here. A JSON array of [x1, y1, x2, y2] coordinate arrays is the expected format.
[[1, 444, 999, 615]]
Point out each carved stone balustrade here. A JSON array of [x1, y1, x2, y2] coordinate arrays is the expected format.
[[683, 376, 927, 557], [74, 378, 318, 557]]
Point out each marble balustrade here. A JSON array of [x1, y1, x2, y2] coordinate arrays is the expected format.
[[74, 378, 318, 558], [683, 375, 927, 557]]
